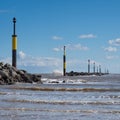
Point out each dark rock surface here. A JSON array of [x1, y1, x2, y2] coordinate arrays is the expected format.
[[0, 62, 42, 85], [66, 71, 108, 76]]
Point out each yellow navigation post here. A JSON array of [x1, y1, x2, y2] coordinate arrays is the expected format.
[[12, 17, 17, 68], [63, 46, 66, 76]]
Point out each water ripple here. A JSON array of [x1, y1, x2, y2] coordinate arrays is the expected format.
[[0, 107, 120, 114], [10, 86, 120, 92], [3, 99, 120, 105]]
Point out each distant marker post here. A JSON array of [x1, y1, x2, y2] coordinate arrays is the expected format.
[[88, 59, 90, 74], [99, 65, 101, 75], [93, 62, 95, 74], [63, 46, 66, 76], [97, 66, 98, 73], [12, 17, 17, 68]]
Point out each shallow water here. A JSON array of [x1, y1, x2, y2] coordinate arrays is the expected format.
[[0, 74, 120, 120]]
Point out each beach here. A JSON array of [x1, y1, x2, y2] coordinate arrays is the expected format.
[[0, 74, 120, 120]]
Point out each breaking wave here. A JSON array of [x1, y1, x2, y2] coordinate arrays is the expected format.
[[0, 107, 120, 114], [10, 86, 120, 92], [3, 99, 120, 105]]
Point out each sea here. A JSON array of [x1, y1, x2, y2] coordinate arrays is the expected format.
[[0, 74, 120, 120]]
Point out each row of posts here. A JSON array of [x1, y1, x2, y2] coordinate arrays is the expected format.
[[10, 18, 108, 76], [63, 46, 109, 76], [88, 59, 103, 74]]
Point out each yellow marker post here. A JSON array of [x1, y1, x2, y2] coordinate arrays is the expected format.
[[63, 46, 66, 76], [12, 17, 17, 68]]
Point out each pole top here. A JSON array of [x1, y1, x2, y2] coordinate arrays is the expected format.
[[64, 46, 66, 55], [64, 46, 66, 51], [13, 17, 16, 23]]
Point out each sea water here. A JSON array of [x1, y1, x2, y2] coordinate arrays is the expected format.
[[0, 74, 120, 120]]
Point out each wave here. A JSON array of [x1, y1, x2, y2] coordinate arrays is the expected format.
[[3, 99, 120, 105], [0, 92, 7, 95], [0, 107, 120, 114], [10, 86, 120, 92]]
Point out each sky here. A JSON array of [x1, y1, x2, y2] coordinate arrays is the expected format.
[[0, 0, 120, 74]]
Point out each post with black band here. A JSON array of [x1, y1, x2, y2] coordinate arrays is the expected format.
[[63, 46, 66, 76], [12, 17, 17, 68]]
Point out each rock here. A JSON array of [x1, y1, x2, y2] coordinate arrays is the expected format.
[[12, 66, 18, 72], [66, 71, 106, 76], [0, 62, 4, 67], [0, 62, 42, 85], [0, 80, 4, 85], [63, 80, 65, 83], [0, 75, 2, 80], [21, 73, 32, 83], [0, 70, 8, 79], [17, 70, 25, 75], [50, 81, 59, 83], [31, 74, 42, 83], [0, 66, 2, 70], [4, 63, 11, 68]]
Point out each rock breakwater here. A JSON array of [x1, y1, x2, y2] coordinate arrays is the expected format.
[[0, 62, 42, 85]]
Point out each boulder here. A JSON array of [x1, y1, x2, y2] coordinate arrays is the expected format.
[[31, 74, 42, 83], [0, 70, 9, 79], [0, 62, 4, 67], [0, 63, 42, 85]]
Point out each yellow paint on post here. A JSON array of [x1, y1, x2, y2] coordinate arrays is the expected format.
[[12, 36, 17, 50], [63, 46, 66, 76]]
